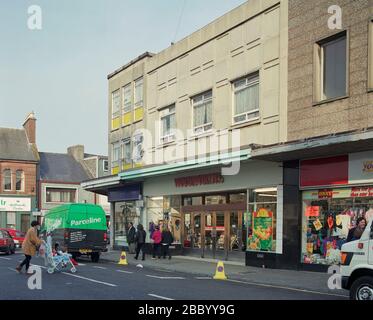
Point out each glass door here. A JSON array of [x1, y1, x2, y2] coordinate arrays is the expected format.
[[192, 213, 202, 249]]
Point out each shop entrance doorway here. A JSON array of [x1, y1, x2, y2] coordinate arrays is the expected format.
[[183, 211, 246, 261]]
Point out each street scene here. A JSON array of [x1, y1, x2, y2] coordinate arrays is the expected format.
[[1, 0, 373, 305]]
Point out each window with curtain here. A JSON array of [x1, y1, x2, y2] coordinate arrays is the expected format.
[[122, 83, 132, 113], [111, 142, 120, 167], [122, 139, 132, 164], [192, 91, 212, 134], [160, 104, 176, 143], [15, 170, 24, 191], [112, 89, 121, 118], [233, 73, 259, 124], [46, 188, 76, 203], [3, 169, 11, 191], [134, 77, 143, 108]]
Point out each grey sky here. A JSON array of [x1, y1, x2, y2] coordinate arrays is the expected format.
[[0, 0, 246, 156]]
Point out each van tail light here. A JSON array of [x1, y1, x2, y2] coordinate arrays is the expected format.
[[64, 232, 69, 240], [104, 233, 107, 242], [340, 252, 348, 265], [358, 243, 364, 249]]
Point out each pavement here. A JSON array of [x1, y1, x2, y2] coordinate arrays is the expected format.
[[101, 250, 349, 296], [0, 250, 349, 300]]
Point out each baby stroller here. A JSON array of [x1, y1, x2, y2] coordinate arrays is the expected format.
[[42, 241, 77, 274]]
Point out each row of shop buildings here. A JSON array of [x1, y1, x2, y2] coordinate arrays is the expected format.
[[0, 113, 110, 233], [82, 0, 373, 270]]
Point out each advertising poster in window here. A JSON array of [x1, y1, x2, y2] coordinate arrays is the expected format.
[[247, 208, 273, 251]]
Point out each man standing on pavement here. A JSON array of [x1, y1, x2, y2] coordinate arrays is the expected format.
[[16, 221, 43, 274], [134, 224, 146, 261], [127, 222, 136, 254], [161, 227, 174, 260]]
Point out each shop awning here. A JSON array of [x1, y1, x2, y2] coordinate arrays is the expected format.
[[250, 128, 373, 162], [119, 148, 251, 181], [81, 175, 121, 195]]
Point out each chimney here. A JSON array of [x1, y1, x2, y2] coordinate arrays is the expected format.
[[23, 112, 36, 144], [67, 145, 85, 161]]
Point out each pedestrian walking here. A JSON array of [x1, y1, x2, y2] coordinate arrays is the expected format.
[[161, 227, 174, 260], [127, 222, 136, 254], [134, 224, 146, 261], [16, 221, 43, 275], [151, 226, 162, 259]]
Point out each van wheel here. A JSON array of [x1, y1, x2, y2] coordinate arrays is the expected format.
[[350, 276, 373, 300], [91, 252, 100, 263]]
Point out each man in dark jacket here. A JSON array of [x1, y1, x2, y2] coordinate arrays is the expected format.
[[127, 222, 136, 254], [161, 227, 174, 260], [134, 224, 146, 261]]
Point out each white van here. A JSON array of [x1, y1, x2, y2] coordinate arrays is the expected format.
[[340, 219, 373, 300]]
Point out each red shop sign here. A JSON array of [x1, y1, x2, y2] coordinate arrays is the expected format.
[[175, 173, 224, 188]]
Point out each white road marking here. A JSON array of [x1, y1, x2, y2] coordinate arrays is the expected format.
[[225, 279, 349, 298], [146, 275, 185, 280], [116, 270, 134, 274], [61, 272, 117, 287], [93, 266, 107, 270], [0, 257, 12, 260], [8, 267, 17, 272], [195, 276, 211, 280], [78, 263, 86, 266], [148, 293, 174, 300]]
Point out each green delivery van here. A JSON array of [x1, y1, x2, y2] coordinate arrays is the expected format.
[[41, 203, 108, 262]]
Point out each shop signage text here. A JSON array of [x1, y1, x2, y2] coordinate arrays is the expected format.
[[175, 173, 224, 188], [0, 197, 31, 212]]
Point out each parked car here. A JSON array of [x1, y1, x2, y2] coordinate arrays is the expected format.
[[0, 228, 25, 248], [0, 230, 16, 255]]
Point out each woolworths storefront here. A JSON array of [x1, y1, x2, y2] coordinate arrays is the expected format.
[[0, 196, 36, 233]]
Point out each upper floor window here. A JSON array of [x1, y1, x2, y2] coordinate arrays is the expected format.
[[112, 89, 121, 118], [192, 91, 212, 134], [134, 77, 143, 108], [233, 73, 259, 124], [122, 84, 132, 113], [315, 31, 347, 102], [122, 139, 132, 165], [15, 170, 24, 191], [3, 169, 11, 191], [160, 105, 176, 144], [46, 188, 76, 203], [369, 20, 373, 90], [111, 142, 120, 167], [103, 160, 109, 172]]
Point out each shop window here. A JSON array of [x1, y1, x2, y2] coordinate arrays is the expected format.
[[3, 169, 12, 191], [205, 195, 226, 205], [314, 31, 347, 102], [247, 187, 277, 253], [229, 192, 246, 203], [183, 196, 202, 206], [114, 202, 138, 247], [301, 187, 373, 265], [232, 72, 259, 124], [6, 212, 16, 229]]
